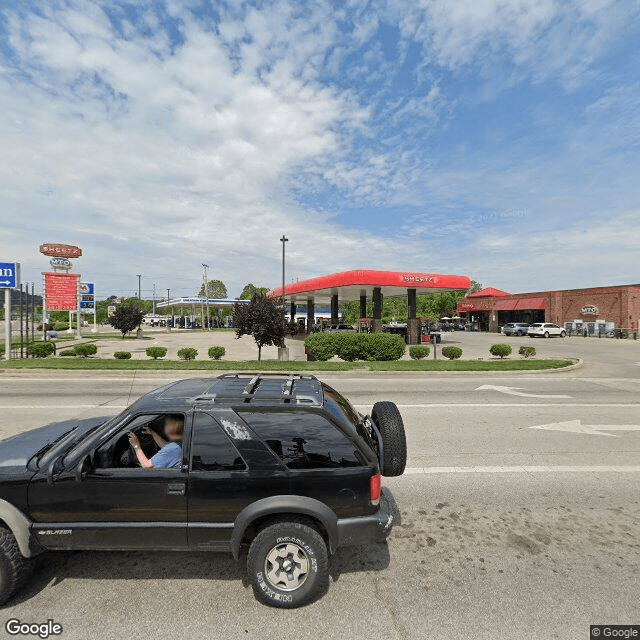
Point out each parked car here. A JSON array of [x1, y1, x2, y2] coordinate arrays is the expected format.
[[528, 322, 566, 338], [502, 322, 531, 336], [324, 324, 356, 333], [0, 373, 404, 608]]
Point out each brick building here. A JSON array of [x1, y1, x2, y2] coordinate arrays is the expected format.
[[456, 284, 640, 334]]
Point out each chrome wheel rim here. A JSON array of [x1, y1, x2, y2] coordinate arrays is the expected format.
[[264, 542, 310, 591]]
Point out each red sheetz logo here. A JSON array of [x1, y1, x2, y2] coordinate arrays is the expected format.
[[40, 244, 82, 258]]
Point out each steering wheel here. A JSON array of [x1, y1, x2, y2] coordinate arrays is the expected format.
[[120, 427, 160, 467]]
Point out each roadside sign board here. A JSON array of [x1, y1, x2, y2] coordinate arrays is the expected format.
[[0, 262, 20, 289], [43, 272, 80, 311], [80, 282, 95, 309]]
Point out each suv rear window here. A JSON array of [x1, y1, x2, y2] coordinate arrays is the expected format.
[[240, 411, 364, 469]]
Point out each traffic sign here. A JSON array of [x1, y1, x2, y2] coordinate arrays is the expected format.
[[0, 262, 20, 289]]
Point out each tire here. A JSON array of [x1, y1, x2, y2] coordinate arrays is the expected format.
[[560, 330, 566, 337], [0, 528, 33, 605], [371, 401, 407, 477], [544, 332, 550, 338], [247, 521, 329, 608]]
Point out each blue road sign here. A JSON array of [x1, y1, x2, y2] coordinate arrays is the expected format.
[[0, 262, 20, 289], [80, 282, 94, 295]]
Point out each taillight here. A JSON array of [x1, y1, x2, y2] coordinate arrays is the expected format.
[[370, 473, 381, 506]]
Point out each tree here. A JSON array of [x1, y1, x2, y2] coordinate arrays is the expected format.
[[468, 280, 483, 295], [233, 293, 287, 361], [239, 283, 269, 300], [108, 304, 144, 338], [199, 279, 227, 299]]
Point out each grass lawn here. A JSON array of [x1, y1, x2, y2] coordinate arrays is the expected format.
[[0, 358, 576, 372]]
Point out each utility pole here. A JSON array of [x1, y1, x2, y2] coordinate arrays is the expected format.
[[152, 283, 156, 316], [136, 274, 142, 300], [280, 236, 288, 303], [202, 263, 210, 330]]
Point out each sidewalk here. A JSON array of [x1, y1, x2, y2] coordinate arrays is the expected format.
[[71, 327, 308, 361]]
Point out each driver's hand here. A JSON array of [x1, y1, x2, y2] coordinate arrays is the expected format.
[[128, 433, 140, 447]]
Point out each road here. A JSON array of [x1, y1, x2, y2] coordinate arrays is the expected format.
[[0, 337, 639, 639]]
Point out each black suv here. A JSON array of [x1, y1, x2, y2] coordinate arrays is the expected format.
[[0, 373, 405, 608]]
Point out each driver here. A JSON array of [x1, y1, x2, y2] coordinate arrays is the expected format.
[[128, 415, 184, 469]]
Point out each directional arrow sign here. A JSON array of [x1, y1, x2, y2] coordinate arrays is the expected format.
[[530, 420, 640, 437], [476, 384, 572, 399], [0, 262, 20, 289]]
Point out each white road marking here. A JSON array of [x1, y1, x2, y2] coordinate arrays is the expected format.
[[475, 384, 572, 398], [404, 465, 640, 474], [529, 419, 640, 437]]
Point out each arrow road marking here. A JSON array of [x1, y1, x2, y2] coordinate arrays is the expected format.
[[476, 384, 572, 399], [530, 419, 640, 437]]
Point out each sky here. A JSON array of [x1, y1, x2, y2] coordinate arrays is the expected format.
[[1, 0, 639, 300]]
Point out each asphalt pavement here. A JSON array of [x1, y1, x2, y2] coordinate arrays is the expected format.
[[0, 332, 639, 640]]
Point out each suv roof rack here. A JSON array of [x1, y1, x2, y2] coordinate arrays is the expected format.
[[192, 373, 322, 406]]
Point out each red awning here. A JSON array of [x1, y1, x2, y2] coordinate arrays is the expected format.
[[495, 297, 546, 311]]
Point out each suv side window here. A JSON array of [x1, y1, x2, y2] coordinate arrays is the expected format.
[[240, 411, 364, 469], [190, 413, 246, 471]]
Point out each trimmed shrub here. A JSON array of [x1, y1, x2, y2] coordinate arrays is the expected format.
[[52, 321, 70, 331], [441, 346, 463, 360], [304, 333, 337, 361], [409, 345, 430, 360], [59, 349, 76, 357], [177, 347, 198, 360], [519, 346, 536, 358], [334, 334, 361, 361], [490, 343, 512, 359], [74, 343, 98, 358], [359, 333, 406, 361], [146, 346, 168, 360], [114, 351, 132, 359], [208, 346, 226, 360], [26, 341, 56, 358], [304, 332, 406, 362]]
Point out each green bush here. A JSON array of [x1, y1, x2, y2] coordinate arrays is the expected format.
[[490, 343, 512, 359], [334, 334, 361, 361], [360, 334, 406, 361], [26, 341, 56, 358], [208, 346, 226, 360], [304, 332, 406, 362], [519, 346, 536, 358], [52, 321, 70, 331], [146, 346, 168, 359], [304, 333, 337, 361], [441, 346, 463, 360], [177, 347, 198, 360], [114, 351, 132, 359], [409, 345, 430, 359], [59, 349, 76, 357], [74, 343, 98, 357]]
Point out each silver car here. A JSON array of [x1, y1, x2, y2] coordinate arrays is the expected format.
[[502, 322, 530, 336]]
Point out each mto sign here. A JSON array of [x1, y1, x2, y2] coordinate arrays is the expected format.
[[50, 257, 72, 270], [580, 305, 598, 315], [39, 244, 82, 258]]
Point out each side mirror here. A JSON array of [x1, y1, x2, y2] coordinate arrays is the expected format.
[[75, 455, 93, 483]]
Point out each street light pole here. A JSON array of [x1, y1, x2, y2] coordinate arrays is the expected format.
[[280, 235, 288, 303], [136, 274, 142, 300], [202, 263, 209, 330]]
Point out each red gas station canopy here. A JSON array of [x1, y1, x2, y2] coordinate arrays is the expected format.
[[270, 270, 471, 304]]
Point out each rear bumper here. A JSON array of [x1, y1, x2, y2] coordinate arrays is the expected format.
[[335, 489, 396, 547]]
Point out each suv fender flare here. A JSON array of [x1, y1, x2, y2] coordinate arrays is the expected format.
[[230, 496, 338, 560], [0, 499, 38, 558]]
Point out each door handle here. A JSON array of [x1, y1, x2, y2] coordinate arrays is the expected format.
[[167, 483, 186, 496]]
